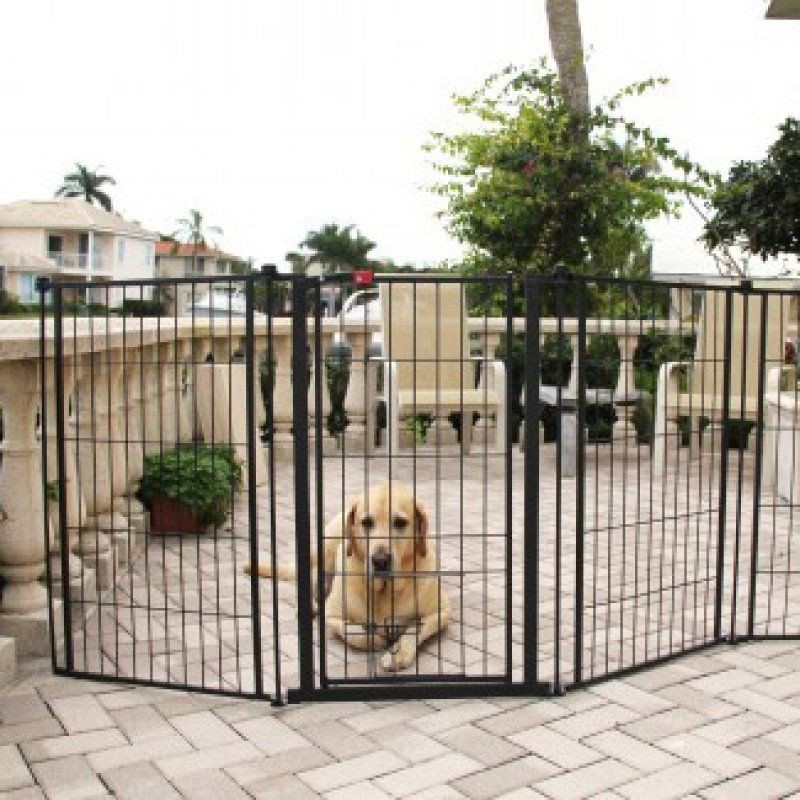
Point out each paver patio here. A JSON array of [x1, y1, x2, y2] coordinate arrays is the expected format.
[[4, 434, 800, 797]]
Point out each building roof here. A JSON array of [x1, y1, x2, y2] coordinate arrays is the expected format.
[[155, 241, 239, 260], [0, 199, 158, 240]]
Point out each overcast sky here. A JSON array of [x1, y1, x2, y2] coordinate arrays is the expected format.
[[1, 0, 798, 273]]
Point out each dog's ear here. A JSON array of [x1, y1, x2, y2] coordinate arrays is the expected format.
[[344, 498, 359, 558], [414, 501, 428, 558]]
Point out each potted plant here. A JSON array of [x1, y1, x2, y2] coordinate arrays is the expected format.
[[726, 419, 756, 451], [136, 445, 243, 535], [586, 404, 617, 444], [631, 395, 653, 445]]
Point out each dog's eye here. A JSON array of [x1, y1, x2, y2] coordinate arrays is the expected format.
[[393, 515, 408, 529], [361, 516, 375, 530]]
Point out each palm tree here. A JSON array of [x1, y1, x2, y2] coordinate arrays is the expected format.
[[55, 163, 117, 211], [299, 223, 376, 273], [172, 209, 223, 275], [545, 0, 590, 117], [285, 251, 311, 275]]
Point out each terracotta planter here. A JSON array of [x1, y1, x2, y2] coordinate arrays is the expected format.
[[149, 495, 206, 535]]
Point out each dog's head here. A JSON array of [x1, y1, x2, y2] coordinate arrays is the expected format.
[[342, 484, 429, 587]]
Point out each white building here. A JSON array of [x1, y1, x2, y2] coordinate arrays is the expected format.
[[0, 198, 158, 306]]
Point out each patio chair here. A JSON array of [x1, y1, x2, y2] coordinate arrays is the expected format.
[[653, 290, 791, 476], [369, 281, 506, 454]]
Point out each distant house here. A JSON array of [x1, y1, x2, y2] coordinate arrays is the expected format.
[[0, 198, 158, 306], [155, 241, 243, 313]]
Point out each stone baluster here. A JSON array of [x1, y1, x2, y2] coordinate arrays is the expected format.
[[473, 331, 502, 445], [343, 329, 370, 453], [118, 352, 146, 538], [614, 329, 638, 402], [308, 329, 337, 455], [74, 353, 116, 589], [0, 358, 51, 654], [158, 341, 179, 448], [177, 338, 195, 444], [271, 329, 294, 458], [43, 358, 85, 600]]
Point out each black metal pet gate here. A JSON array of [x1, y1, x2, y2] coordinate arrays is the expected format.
[[39, 272, 800, 703]]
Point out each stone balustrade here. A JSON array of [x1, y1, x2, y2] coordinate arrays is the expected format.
[[0, 313, 675, 655]]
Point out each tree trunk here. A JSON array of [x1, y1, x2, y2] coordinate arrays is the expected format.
[[545, 0, 590, 117]]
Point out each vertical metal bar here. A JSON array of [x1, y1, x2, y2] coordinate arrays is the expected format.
[[714, 289, 733, 641], [38, 279, 56, 671], [314, 280, 327, 688], [292, 276, 314, 697], [748, 292, 768, 638], [53, 285, 73, 671], [523, 275, 540, 689], [574, 280, 586, 684], [504, 273, 514, 683], [245, 274, 264, 697]]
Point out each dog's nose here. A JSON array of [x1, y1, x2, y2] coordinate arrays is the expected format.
[[371, 551, 392, 575]]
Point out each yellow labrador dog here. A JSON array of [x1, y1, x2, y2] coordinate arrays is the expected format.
[[246, 484, 450, 671]]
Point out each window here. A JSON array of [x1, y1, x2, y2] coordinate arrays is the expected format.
[[196, 257, 205, 271], [47, 235, 63, 261], [18, 274, 37, 303], [216, 260, 227, 274]]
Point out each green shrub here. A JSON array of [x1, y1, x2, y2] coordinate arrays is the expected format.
[[0, 289, 22, 314], [136, 445, 243, 527], [118, 298, 167, 317]]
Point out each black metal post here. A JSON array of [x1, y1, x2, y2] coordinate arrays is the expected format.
[[291, 276, 314, 699], [574, 281, 587, 684]]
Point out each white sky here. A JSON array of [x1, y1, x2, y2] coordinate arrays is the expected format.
[[0, 0, 798, 273]]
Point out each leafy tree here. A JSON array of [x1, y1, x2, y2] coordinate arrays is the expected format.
[[172, 209, 223, 275], [427, 63, 712, 283], [297, 223, 376, 273], [55, 163, 116, 211], [703, 117, 800, 265], [285, 250, 311, 275]]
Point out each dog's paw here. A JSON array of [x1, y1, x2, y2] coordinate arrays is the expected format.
[[380, 641, 416, 672]]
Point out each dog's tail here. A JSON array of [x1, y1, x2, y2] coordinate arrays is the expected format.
[[244, 552, 317, 582]]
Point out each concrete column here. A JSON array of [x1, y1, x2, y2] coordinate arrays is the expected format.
[[0, 359, 51, 654], [271, 331, 294, 458]]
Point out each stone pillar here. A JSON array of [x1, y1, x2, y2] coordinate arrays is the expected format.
[[177, 338, 195, 444], [614, 331, 638, 401], [0, 359, 52, 654], [473, 332, 501, 446], [308, 330, 337, 455], [343, 330, 369, 453], [158, 341, 179, 448]]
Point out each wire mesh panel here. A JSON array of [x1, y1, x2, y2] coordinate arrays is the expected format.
[[292, 273, 518, 699], [42, 274, 285, 700]]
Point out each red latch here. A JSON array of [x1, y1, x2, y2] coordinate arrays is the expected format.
[[353, 270, 374, 286]]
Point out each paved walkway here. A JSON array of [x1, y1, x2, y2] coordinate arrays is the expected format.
[[4, 640, 800, 799]]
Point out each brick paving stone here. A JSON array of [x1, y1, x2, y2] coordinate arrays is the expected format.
[[102, 761, 181, 800], [108, 705, 174, 742], [693, 711, 779, 746], [715, 648, 789, 678], [87, 734, 193, 773], [96, 688, 171, 710], [48, 695, 115, 734], [753, 672, 800, 699], [0, 694, 51, 725], [450, 755, 561, 800], [436, 724, 526, 767], [654, 684, 740, 721], [621, 708, 706, 742], [278, 702, 370, 730], [625, 663, 700, 692], [373, 752, 482, 797], [764, 720, 800, 752], [368, 726, 450, 764], [170, 767, 251, 799], [686, 669, 761, 696], [233, 714, 309, 756], [657, 732, 755, 777], [0, 789, 46, 800], [477, 702, 568, 736], [22, 729, 127, 762], [248, 773, 319, 800], [699, 767, 800, 800], [224, 745, 332, 786], [583, 730, 677, 772], [155, 741, 262, 780], [509, 726, 601, 769], [410, 700, 500, 735], [406, 787, 466, 799], [549, 703, 639, 739], [344, 703, 434, 734], [589, 681, 673, 715], [168, 709, 240, 748], [0, 718, 65, 746], [724, 687, 800, 723], [493, 790, 549, 800], [0, 745, 33, 792], [533, 758, 637, 800], [300, 750, 407, 793], [297, 719, 376, 759], [30, 754, 107, 800], [734, 736, 800, 780], [616, 763, 716, 800], [325, 780, 392, 800]]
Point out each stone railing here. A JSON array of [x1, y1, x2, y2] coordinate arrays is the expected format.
[[0, 314, 676, 655]]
